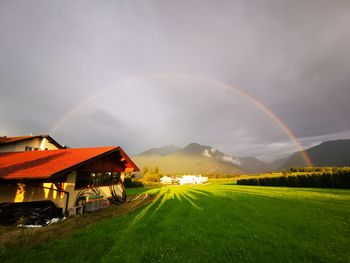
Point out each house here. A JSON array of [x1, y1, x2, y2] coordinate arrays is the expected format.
[[0, 134, 64, 152], [160, 176, 175, 184], [0, 146, 139, 216], [179, 175, 208, 185]]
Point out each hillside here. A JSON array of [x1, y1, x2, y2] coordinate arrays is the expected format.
[[133, 143, 242, 175], [280, 139, 350, 169], [133, 145, 181, 172], [133, 139, 350, 174], [139, 145, 181, 156], [269, 157, 288, 171], [240, 157, 272, 174]]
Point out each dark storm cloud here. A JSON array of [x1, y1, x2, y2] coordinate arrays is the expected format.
[[0, 0, 349, 161]]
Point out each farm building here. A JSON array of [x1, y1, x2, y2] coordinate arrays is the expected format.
[[0, 146, 139, 218], [179, 175, 208, 185], [160, 176, 176, 184], [0, 135, 64, 152]]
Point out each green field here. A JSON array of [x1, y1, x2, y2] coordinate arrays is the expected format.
[[1, 185, 350, 262]]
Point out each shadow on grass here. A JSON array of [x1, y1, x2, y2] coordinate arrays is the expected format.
[[132, 186, 209, 224], [132, 185, 350, 226], [131, 185, 233, 225]]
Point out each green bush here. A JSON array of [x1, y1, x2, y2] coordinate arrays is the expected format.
[[124, 178, 144, 188], [237, 170, 350, 188], [142, 173, 161, 182]]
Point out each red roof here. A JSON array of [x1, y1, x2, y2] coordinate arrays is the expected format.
[[0, 136, 34, 144], [0, 146, 139, 180]]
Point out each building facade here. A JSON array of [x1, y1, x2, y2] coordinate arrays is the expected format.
[[0, 146, 139, 215], [0, 135, 63, 153]]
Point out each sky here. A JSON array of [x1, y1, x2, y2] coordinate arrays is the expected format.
[[0, 0, 349, 161]]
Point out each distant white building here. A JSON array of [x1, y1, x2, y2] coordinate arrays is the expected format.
[[179, 175, 208, 185], [160, 176, 175, 184]]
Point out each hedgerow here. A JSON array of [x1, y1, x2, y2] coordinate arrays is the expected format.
[[237, 169, 350, 188]]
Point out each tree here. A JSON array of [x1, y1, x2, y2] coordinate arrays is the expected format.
[[154, 166, 159, 174]]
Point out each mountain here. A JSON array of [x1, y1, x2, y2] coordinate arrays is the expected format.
[[140, 145, 181, 156], [133, 145, 181, 173], [240, 157, 271, 174], [269, 157, 288, 171], [133, 139, 350, 174], [133, 143, 243, 175], [280, 139, 350, 169]]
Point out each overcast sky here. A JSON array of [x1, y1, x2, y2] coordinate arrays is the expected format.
[[0, 0, 349, 161]]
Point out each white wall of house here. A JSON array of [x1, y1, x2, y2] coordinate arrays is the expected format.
[[160, 176, 175, 184], [0, 137, 60, 153], [0, 180, 68, 210], [0, 171, 125, 214], [179, 175, 208, 185]]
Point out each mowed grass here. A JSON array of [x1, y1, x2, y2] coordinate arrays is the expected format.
[[1, 185, 349, 263], [126, 187, 152, 196]]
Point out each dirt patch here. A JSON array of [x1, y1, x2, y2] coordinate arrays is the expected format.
[[0, 193, 154, 248]]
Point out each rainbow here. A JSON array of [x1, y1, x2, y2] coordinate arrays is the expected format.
[[49, 73, 313, 167]]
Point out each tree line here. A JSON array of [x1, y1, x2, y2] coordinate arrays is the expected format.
[[237, 168, 350, 188], [142, 166, 161, 182]]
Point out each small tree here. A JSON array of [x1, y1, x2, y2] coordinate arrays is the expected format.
[[154, 166, 159, 174]]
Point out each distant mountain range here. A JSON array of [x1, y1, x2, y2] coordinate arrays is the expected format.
[[133, 143, 242, 175], [133, 139, 350, 175], [280, 139, 350, 169], [133, 142, 271, 174]]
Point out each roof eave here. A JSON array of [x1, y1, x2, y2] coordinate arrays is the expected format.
[[117, 146, 140, 172]]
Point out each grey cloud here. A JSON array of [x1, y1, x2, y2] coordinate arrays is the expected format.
[[0, 0, 349, 161], [87, 109, 123, 129]]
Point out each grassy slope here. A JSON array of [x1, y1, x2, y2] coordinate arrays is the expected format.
[[1, 185, 349, 263], [160, 153, 238, 174], [132, 153, 163, 169]]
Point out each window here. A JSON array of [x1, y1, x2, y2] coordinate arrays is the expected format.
[[112, 172, 121, 184], [25, 146, 39, 151], [91, 172, 102, 186], [25, 146, 33, 151], [101, 172, 112, 185], [75, 171, 118, 189], [75, 171, 91, 189]]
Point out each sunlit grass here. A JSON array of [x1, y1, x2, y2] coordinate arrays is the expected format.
[[126, 187, 152, 196], [1, 185, 349, 263]]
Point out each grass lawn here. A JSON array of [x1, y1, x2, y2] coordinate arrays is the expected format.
[[1, 185, 349, 263], [126, 187, 153, 196]]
